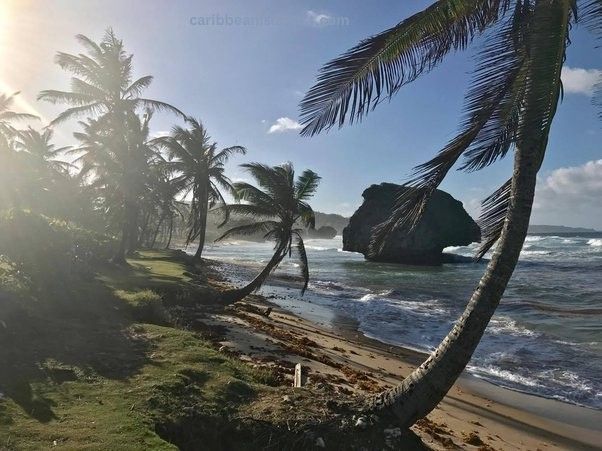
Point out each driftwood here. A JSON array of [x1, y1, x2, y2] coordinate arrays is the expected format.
[[293, 363, 303, 388]]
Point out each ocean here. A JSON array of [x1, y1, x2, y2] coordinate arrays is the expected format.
[[198, 234, 602, 410]]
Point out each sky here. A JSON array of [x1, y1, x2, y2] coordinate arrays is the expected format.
[[1, 0, 601, 228]]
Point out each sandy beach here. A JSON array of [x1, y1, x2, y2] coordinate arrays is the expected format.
[[200, 262, 602, 450]]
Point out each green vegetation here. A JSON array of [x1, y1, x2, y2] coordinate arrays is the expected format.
[[299, 0, 597, 429], [0, 247, 276, 450], [218, 162, 321, 301]]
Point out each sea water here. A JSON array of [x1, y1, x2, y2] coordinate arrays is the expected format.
[[198, 234, 602, 410]]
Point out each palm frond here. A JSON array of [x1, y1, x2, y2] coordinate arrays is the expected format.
[[133, 98, 186, 118], [476, 178, 511, 259], [295, 169, 322, 201], [211, 145, 247, 164], [299, 0, 508, 136], [580, 0, 602, 42], [125, 76, 154, 97], [369, 8, 533, 255], [294, 233, 310, 295], [215, 221, 278, 242]]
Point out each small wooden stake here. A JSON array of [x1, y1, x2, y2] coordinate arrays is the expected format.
[[293, 363, 303, 388]]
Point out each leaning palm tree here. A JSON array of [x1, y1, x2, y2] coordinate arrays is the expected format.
[[217, 163, 320, 302], [158, 117, 246, 262], [300, 0, 600, 428]]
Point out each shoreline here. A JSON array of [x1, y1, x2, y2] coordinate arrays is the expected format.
[[203, 256, 602, 450]]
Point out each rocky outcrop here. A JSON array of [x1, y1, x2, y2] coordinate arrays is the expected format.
[[343, 183, 480, 265]]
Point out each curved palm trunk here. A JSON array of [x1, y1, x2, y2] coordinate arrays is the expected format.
[[192, 184, 209, 262], [368, 143, 542, 428], [222, 242, 287, 303]]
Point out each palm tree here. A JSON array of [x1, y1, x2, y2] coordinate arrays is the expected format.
[[37, 29, 183, 126], [37, 29, 184, 263], [0, 92, 39, 208], [0, 92, 38, 144], [15, 127, 72, 174], [217, 163, 320, 302], [158, 117, 246, 262], [73, 111, 158, 262], [299, 0, 598, 428]]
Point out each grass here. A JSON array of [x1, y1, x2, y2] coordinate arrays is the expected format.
[[0, 250, 276, 450]]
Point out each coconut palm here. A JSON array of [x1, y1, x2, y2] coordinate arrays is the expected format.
[[73, 111, 158, 262], [0, 92, 38, 142], [0, 92, 39, 208], [15, 127, 72, 174], [158, 117, 246, 262], [38, 29, 183, 126], [217, 163, 320, 301], [300, 0, 599, 428]]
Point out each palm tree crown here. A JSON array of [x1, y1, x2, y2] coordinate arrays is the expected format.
[[38, 28, 184, 125], [218, 162, 320, 295]]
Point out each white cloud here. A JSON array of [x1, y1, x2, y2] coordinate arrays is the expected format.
[[307, 10, 331, 26], [267, 117, 302, 134], [532, 160, 602, 229], [561, 66, 601, 96]]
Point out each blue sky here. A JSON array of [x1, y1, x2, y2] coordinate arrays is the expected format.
[[2, 0, 601, 227]]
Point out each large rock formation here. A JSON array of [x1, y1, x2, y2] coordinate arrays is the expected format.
[[343, 183, 480, 265]]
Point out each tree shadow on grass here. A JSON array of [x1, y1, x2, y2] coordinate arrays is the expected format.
[[0, 265, 154, 423]]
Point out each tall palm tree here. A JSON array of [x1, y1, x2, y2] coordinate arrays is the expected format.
[[37, 29, 184, 126], [217, 163, 320, 302], [299, 0, 599, 428], [37, 29, 183, 263], [158, 117, 246, 262]]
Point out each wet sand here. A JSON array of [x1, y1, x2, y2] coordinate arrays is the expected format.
[[202, 290, 601, 450]]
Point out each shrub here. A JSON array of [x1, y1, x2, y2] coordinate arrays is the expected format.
[[0, 209, 115, 282], [115, 289, 169, 324]]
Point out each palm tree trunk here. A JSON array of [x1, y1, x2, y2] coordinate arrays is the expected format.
[[150, 212, 166, 249], [367, 143, 542, 428], [221, 242, 287, 303], [113, 216, 129, 264], [165, 215, 174, 249], [192, 185, 209, 262]]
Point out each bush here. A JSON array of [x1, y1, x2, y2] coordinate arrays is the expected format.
[[115, 289, 169, 324], [0, 209, 115, 282]]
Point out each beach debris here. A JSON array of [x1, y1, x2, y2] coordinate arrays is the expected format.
[[293, 363, 304, 387], [354, 415, 369, 429], [282, 395, 292, 403], [315, 437, 326, 448], [263, 307, 272, 317]]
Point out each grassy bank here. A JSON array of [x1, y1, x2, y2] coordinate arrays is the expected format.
[[0, 250, 280, 450]]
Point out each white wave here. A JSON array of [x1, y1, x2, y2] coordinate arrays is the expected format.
[[520, 250, 552, 256], [525, 235, 545, 242], [468, 365, 544, 388], [587, 238, 602, 247], [488, 317, 537, 337]]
